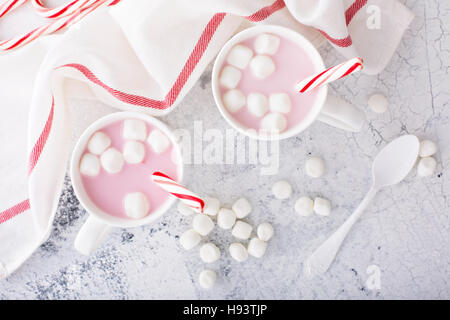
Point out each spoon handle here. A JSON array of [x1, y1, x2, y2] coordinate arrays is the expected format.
[[304, 187, 378, 277]]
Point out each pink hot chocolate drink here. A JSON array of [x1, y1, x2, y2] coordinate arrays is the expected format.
[[71, 112, 183, 255], [213, 26, 365, 140], [78, 118, 180, 219], [218, 32, 319, 132]]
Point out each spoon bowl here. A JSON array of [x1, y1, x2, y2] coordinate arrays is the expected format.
[[372, 135, 420, 188]]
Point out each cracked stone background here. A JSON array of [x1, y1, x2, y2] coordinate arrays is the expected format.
[[1, 0, 449, 299]]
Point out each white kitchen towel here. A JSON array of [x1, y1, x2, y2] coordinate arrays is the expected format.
[[0, 0, 413, 277]]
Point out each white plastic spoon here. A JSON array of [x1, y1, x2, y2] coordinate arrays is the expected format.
[[304, 135, 420, 277]]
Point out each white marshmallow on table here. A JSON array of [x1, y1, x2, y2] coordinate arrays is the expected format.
[[257, 222, 274, 241], [247, 238, 267, 258], [294, 196, 314, 217], [217, 208, 236, 230], [203, 196, 220, 216], [79, 153, 100, 176], [305, 156, 325, 178], [123, 140, 145, 164], [247, 93, 268, 118], [223, 89, 246, 113], [269, 93, 291, 114], [249, 55, 275, 79], [368, 93, 388, 113], [100, 147, 124, 174], [232, 197, 252, 219], [272, 180, 292, 199], [231, 221, 253, 240], [229, 243, 248, 262], [419, 140, 437, 157], [254, 33, 280, 55], [260, 113, 287, 133], [226, 44, 253, 69], [219, 65, 241, 89], [123, 192, 150, 219], [313, 197, 331, 216], [193, 214, 215, 236], [87, 131, 111, 155], [199, 243, 221, 263], [180, 229, 201, 250], [147, 129, 170, 154], [198, 269, 216, 289], [417, 157, 437, 177], [177, 201, 195, 216], [123, 119, 147, 141]]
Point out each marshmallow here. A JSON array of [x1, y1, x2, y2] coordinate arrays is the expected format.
[[88, 131, 111, 155], [199, 243, 221, 263], [223, 89, 246, 113], [226, 44, 253, 69], [305, 156, 325, 178], [368, 93, 388, 113], [219, 65, 241, 89], [177, 201, 195, 216], [257, 223, 274, 241], [79, 153, 100, 176], [254, 33, 280, 55], [247, 238, 267, 258], [180, 229, 201, 250], [231, 221, 253, 240], [294, 196, 314, 217], [100, 148, 124, 174], [419, 140, 437, 157], [232, 197, 252, 219], [229, 243, 248, 262], [247, 93, 268, 118], [269, 93, 291, 114], [313, 197, 331, 216], [272, 180, 292, 199], [217, 208, 236, 230], [123, 192, 150, 219], [249, 55, 275, 79], [203, 197, 220, 216], [123, 119, 147, 141], [123, 140, 145, 164], [417, 157, 437, 177], [193, 214, 214, 236], [260, 113, 287, 133], [147, 129, 170, 154], [198, 269, 216, 289]]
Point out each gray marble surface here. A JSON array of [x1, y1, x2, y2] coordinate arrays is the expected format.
[[1, 0, 449, 300]]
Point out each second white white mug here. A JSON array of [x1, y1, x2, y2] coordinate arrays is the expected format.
[[212, 25, 365, 140]]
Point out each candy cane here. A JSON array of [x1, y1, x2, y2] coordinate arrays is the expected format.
[[151, 171, 205, 213], [0, 0, 28, 18], [0, 0, 121, 51], [31, 0, 99, 19], [295, 57, 363, 93]]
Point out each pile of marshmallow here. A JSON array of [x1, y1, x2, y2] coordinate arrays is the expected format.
[[417, 139, 438, 177], [272, 156, 332, 217], [79, 119, 172, 219], [178, 197, 274, 290], [220, 33, 291, 133]]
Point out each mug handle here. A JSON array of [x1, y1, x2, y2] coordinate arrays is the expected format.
[[316, 95, 365, 132], [74, 215, 112, 255]]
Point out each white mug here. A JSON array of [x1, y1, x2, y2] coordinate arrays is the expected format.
[[212, 25, 365, 140], [70, 111, 183, 255]]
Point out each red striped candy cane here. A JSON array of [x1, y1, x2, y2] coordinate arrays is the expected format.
[[0, 0, 27, 18], [0, 0, 120, 51], [295, 57, 363, 93], [31, 0, 99, 19], [152, 171, 205, 213]]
